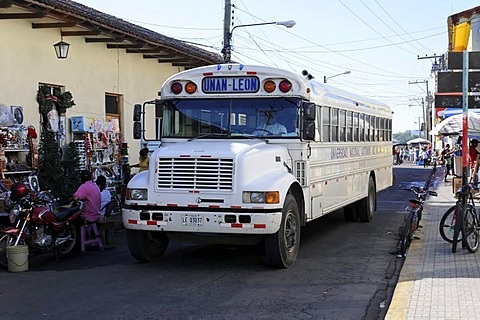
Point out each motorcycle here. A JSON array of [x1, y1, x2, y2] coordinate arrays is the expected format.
[[0, 183, 83, 269]]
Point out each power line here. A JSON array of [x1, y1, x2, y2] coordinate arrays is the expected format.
[[373, 0, 435, 53], [337, 0, 417, 55]]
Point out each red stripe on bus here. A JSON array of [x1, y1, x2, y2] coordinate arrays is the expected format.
[[209, 205, 220, 208], [128, 219, 137, 224], [167, 204, 178, 207], [231, 223, 242, 228], [246, 71, 257, 75], [230, 206, 241, 209], [188, 204, 199, 207], [147, 221, 157, 225], [254, 224, 266, 228]]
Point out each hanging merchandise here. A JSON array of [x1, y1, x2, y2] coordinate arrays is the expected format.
[[47, 107, 59, 133], [27, 126, 38, 169], [85, 132, 92, 164]]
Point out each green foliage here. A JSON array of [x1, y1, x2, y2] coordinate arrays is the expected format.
[[393, 130, 419, 144], [38, 137, 81, 205], [36, 86, 75, 116]]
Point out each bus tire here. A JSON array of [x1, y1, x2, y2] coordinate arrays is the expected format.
[[265, 194, 300, 269], [126, 229, 169, 262], [358, 176, 376, 222], [344, 203, 358, 222]]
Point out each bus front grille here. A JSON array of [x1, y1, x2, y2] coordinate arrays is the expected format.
[[157, 157, 234, 190]]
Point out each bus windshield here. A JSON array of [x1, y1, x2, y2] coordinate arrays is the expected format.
[[161, 98, 300, 138]]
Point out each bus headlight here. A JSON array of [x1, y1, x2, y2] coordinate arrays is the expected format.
[[127, 189, 148, 201], [242, 191, 279, 204]]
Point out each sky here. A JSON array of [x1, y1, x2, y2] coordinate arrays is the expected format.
[[78, 0, 480, 134]]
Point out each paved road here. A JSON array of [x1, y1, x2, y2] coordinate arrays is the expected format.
[[0, 164, 431, 320]]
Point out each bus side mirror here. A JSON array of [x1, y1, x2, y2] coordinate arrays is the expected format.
[[302, 122, 315, 141], [301, 102, 316, 141], [303, 102, 316, 121], [133, 122, 142, 140], [133, 104, 142, 121]]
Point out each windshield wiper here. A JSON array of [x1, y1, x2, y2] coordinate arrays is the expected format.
[[187, 133, 228, 141]]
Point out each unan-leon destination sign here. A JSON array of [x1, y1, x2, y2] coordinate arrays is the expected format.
[[202, 76, 260, 93]]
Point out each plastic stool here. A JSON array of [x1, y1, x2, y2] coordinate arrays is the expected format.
[[80, 223, 104, 253]]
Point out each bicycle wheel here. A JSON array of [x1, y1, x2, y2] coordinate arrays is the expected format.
[[452, 203, 463, 253], [439, 205, 460, 243], [462, 204, 479, 253], [399, 211, 413, 257]]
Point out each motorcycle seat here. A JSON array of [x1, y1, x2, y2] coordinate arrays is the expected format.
[[55, 205, 81, 222]]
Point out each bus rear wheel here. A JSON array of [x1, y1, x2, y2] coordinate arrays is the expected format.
[[358, 176, 376, 222], [265, 194, 301, 269], [126, 229, 169, 262]]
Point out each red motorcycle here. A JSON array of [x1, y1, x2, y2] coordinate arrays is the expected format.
[[0, 183, 83, 269]]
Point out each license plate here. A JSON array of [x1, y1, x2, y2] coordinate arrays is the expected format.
[[182, 214, 204, 226]]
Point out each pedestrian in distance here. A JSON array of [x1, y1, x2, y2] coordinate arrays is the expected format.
[[441, 144, 455, 182]]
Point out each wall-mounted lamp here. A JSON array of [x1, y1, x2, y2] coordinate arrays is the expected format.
[[53, 37, 70, 59]]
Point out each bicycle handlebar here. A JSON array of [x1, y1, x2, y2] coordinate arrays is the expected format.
[[403, 185, 438, 197]]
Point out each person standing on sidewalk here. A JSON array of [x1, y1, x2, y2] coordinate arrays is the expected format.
[[442, 144, 455, 182], [469, 139, 480, 182], [421, 147, 429, 168]]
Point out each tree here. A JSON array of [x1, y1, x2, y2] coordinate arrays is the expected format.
[[393, 130, 418, 144]]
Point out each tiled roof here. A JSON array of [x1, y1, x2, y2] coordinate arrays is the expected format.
[[2, 0, 223, 68]]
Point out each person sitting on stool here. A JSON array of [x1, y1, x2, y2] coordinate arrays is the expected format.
[[73, 170, 101, 223]]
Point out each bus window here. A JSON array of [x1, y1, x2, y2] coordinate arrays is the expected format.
[[347, 111, 353, 142], [332, 108, 339, 142], [353, 112, 359, 141], [360, 114, 365, 142], [322, 106, 330, 142], [339, 109, 346, 142], [160, 98, 299, 138]]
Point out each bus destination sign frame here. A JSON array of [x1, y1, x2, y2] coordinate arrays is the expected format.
[[202, 76, 260, 94]]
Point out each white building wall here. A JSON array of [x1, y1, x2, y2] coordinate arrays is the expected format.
[[0, 16, 183, 158]]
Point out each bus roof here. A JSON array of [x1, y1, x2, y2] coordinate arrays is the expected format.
[[160, 64, 392, 117]]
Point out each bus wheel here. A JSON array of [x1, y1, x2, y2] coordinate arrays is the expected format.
[[358, 176, 376, 222], [344, 203, 358, 222], [265, 194, 300, 269], [126, 229, 169, 262]]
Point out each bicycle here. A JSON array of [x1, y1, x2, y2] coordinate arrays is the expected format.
[[398, 185, 438, 257], [451, 181, 479, 253]]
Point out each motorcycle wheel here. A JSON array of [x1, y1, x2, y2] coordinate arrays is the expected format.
[[56, 224, 77, 256], [0, 232, 18, 270]]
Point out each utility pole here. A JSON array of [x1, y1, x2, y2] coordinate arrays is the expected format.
[[222, 0, 232, 63], [409, 80, 429, 140], [409, 97, 426, 139], [417, 54, 444, 151], [417, 54, 445, 73]]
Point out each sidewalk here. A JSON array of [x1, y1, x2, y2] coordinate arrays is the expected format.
[[387, 166, 480, 319]]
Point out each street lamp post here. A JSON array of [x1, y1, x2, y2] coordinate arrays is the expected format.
[[222, 20, 296, 63], [323, 71, 351, 83]]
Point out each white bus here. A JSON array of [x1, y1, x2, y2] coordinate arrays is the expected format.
[[123, 64, 393, 268]]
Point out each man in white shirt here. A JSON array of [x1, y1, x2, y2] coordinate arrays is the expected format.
[[253, 114, 287, 136]]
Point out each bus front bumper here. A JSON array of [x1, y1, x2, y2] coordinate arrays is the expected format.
[[122, 208, 282, 234]]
